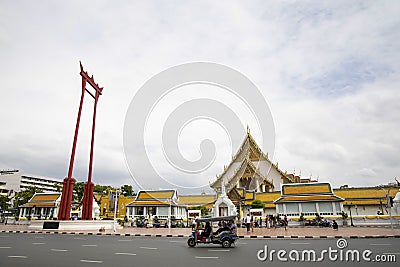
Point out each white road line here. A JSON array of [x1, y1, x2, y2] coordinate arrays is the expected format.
[[383, 252, 400, 255], [290, 242, 311, 245], [0, 235, 9, 238], [115, 252, 137, 256], [208, 249, 230, 252], [82, 245, 98, 247], [32, 242, 46, 245], [80, 259, 103, 263], [169, 240, 185, 243], [8, 255, 28, 258], [51, 249, 68, 252], [370, 244, 392, 246], [118, 240, 133, 242], [238, 242, 247, 245], [140, 247, 158, 250], [35, 237, 44, 239], [195, 256, 219, 259], [0, 247, 11, 249], [74, 237, 86, 240]]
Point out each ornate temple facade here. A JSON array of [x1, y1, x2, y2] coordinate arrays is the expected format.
[[210, 131, 296, 195]]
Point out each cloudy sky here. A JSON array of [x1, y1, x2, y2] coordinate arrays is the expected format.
[[0, 1, 399, 193]]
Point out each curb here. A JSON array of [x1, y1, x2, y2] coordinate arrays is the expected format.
[[1, 230, 400, 239]]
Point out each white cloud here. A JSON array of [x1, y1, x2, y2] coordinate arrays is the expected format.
[[0, 0, 399, 192]]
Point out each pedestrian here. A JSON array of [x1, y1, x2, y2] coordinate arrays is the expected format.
[[266, 215, 270, 229], [332, 220, 339, 230], [273, 216, 277, 229], [250, 216, 254, 232], [284, 215, 288, 230], [245, 214, 251, 232], [191, 216, 196, 229]]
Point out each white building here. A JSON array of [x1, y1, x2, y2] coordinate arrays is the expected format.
[[0, 169, 63, 196]]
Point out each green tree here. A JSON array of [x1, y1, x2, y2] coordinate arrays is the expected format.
[[13, 186, 43, 213], [93, 184, 115, 195], [53, 183, 62, 192], [120, 185, 135, 197], [73, 182, 85, 201], [251, 199, 265, 209], [0, 195, 10, 211]]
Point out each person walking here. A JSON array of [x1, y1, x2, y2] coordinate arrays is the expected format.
[[283, 215, 288, 230], [250, 216, 254, 232], [332, 220, 339, 230], [245, 214, 251, 232]]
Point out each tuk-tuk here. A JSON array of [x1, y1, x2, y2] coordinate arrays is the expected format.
[[187, 215, 238, 248]]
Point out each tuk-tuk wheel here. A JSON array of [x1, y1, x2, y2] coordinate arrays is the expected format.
[[187, 238, 196, 247], [222, 239, 231, 248]]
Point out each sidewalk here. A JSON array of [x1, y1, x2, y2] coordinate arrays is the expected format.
[[1, 224, 400, 239]]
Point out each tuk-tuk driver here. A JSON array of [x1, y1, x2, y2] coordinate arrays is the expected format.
[[201, 222, 212, 239]]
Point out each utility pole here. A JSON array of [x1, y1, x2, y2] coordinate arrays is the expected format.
[[377, 184, 395, 230]]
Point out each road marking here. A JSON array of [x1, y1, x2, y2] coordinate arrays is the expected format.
[[238, 242, 247, 245], [0, 235, 9, 238], [32, 242, 46, 245], [383, 252, 400, 255], [291, 242, 311, 245], [35, 236, 44, 239], [169, 240, 185, 243], [51, 249, 68, 252], [115, 252, 137, 256], [82, 245, 98, 247], [370, 244, 392, 246], [0, 247, 11, 249], [118, 240, 133, 242], [140, 246, 158, 250], [80, 259, 103, 263], [74, 237, 86, 240], [195, 256, 219, 259], [208, 249, 230, 252], [8, 255, 28, 258]]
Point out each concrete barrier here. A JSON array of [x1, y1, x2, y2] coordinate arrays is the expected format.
[[28, 220, 122, 230]]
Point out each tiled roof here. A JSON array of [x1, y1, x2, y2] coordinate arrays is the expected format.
[[127, 200, 172, 206], [178, 195, 215, 206], [275, 195, 343, 203], [19, 193, 61, 208], [334, 188, 397, 199], [282, 183, 332, 195], [136, 190, 175, 200], [254, 192, 281, 202], [29, 193, 60, 202], [334, 187, 398, 205]]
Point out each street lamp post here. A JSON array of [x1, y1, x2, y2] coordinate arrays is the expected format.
[[168, 198, 171, 229], [377, 185, 394, 230], [349, 202, 354, 227], [113, 190, 119, 233]]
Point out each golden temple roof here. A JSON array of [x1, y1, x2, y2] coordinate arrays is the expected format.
[[282, 183, 332, 195], [20, 193, 61, 208], [136, 190, 176, 200], [178, 195, 215, 206]]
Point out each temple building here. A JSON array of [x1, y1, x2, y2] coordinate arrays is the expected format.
[[126, 189, 186, 222], [210, 131, 295, 195], [18, 193, 61, 220], [274, 183, 344, 217]]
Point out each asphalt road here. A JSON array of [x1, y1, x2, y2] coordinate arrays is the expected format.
[[0, 234, 399, 267]]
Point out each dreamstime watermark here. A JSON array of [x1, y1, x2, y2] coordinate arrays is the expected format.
[[257, 239, 396, 263], [123, 62, 275, 193]]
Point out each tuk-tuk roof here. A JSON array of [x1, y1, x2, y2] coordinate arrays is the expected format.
[[195, 215, 236, 222]]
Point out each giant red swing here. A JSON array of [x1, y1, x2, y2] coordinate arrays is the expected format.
[[58, 62, 104, 220]]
